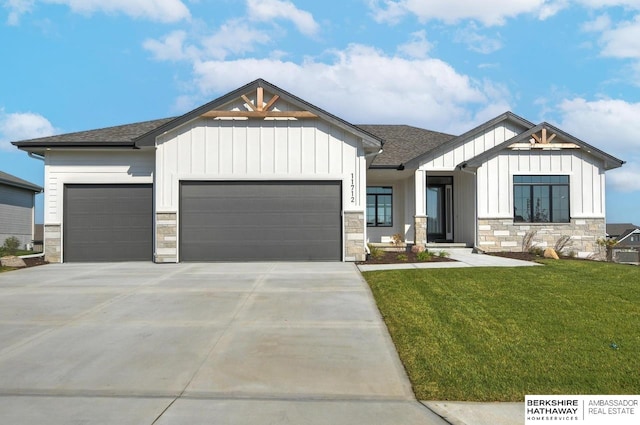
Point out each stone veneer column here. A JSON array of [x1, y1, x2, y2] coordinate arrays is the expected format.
[[156, 213, 177, 263], [414, 215, 427, 247], [344, 211, 366, 261], [44, 224, 61, 263]]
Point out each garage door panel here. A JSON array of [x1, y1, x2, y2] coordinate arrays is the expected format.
[[180, 181, 341, 261], [64, 184, 152, 262]]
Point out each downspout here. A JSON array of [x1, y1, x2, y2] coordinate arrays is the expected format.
[[459, 164, 481, 253]]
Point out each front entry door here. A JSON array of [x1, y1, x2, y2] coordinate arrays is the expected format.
[[426, 176, 453, 242]]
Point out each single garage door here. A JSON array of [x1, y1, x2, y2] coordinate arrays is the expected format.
[[180, 181, 342, 261], [64, 184, 153, 262]]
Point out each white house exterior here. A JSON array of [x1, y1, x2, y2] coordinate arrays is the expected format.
[[13, 79, 624, 263]]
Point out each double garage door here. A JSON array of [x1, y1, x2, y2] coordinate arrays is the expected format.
[[180, 181, 342, 261], [63, 182, 342, 262]]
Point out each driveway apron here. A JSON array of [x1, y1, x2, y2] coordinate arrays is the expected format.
[[0, 262, 447, 425]]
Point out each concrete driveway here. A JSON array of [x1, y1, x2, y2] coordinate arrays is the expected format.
[[0, 262, 447, 424]]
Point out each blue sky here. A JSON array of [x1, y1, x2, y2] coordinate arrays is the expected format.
[[1, 0, 639, 225]]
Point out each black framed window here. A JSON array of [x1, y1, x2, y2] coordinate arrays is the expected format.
[[513, 176, 570, 223], [367, 187, 392, 227]]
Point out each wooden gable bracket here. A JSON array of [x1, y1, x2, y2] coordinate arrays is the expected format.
[[509, 128, 580, 150], [201, 87, 318, 119]]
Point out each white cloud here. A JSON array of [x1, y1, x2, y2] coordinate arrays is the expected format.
[[598, 15, 640, 59], [0, 109, 55, 151], [189, 44, 511, 134], [5, 0, 190, 24], [201, 19, 271, 60], [246, 0, 319, 37], [397, 30, 432, 58], [143, 30, 192, 61], [455, 25, 503, 54], [557, 97, 640, 192], [368, 0, 553, 26], [582, 14, 612, 32], [144, 20, 272, 62], [4, 0, 34, 25]]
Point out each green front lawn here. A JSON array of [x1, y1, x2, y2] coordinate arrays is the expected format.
[[363, 260, 640, 401]]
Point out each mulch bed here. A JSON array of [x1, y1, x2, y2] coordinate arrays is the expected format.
[[487, 251, 541, 261], [22, 256, 49, 267], [357, 250, 456, 265]]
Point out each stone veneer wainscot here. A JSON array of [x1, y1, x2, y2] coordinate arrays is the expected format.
[[44, 224, 61, 263], [477, 218, 606, 258]]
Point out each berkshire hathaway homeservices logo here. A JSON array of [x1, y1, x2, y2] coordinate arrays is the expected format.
[[525, 395, 639, 424]]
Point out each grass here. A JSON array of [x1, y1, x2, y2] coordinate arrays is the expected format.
[[363, 260, 640, 401]]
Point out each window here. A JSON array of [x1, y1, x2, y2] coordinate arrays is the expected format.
[[630, 234, 640, 243], [367, 187, 392, 227], [513, 176, 569, 223]]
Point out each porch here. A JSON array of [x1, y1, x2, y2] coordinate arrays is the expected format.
[[365, 168, 476, 248]]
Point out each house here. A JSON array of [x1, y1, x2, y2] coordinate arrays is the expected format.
[[12, 79, 624, 263], [0, 171, 43, 250], [607, 223, 640, 264], [607, 223, 640, 247]]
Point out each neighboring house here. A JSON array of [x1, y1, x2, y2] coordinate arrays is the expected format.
[[12, 79, 624, 263], [606, 223, 640, 248], [607, 223, 640, 264], [0, 171, 43, 250]]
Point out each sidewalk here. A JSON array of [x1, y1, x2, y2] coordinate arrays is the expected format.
[[358, 248, 540, 272], [423, 402, 524, 425]]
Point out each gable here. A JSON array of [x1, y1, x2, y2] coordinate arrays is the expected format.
[[462, 122, 624, 171], [135, 79, 382, 151]]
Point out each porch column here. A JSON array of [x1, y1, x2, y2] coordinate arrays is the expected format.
[[414, 170, 427, 246]]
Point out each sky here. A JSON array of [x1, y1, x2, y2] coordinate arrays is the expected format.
[[1, 0, 639, 225]]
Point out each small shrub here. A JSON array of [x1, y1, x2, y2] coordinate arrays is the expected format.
[[597, 238, 617, 262], [529, 246, 545, 257], [554, 235, 573, 254], [566, 250, 577, 258], [396, 253, 408, 262], [2, 236, 20, 256], [438, 250, 450, 258], [367, 243, 385, 260], [391, 233, 404, 248], [416, 250, 433, 262], [522, 230, 537, 253]]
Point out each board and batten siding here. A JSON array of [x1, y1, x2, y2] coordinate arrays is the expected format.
[[43, 150, 155, 224], [419, 122, 524, 171], [155, 118, 365, 212], [0, 185, 35, 248], [477, 149, 606, 218]]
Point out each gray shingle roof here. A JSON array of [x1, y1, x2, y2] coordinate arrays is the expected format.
[[0, 171, 42, 192], [12, 117, 175, 148], [357, 125, 455, 167], [607, 223, 640, 238]]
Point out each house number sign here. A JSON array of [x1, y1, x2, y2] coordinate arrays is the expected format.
[[350, 173, 355, 204]]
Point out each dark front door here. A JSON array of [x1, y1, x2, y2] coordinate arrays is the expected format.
[[426, 176, 453, 242]]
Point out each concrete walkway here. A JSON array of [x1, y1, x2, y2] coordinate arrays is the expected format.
[[358, 248, 539, 272], [0, 262, 449, 425]]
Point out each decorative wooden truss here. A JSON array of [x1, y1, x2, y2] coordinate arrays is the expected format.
[[201, 87, 318, 119], [509, 128, 579, 150]]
